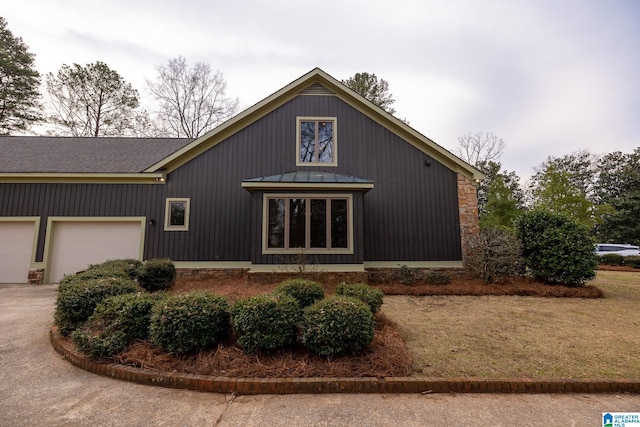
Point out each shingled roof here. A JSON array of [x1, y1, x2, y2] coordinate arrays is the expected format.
[[0, 136, 193, 173]]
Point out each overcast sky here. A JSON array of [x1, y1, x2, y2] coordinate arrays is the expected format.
[[4, 0, 639, 180]]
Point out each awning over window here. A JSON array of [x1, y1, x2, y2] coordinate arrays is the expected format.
[[241, 171, 374, 193]]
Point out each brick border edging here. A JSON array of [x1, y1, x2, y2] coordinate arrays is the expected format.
[[50, 328, 640, 395]]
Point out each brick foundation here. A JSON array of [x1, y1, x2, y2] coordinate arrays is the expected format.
[[28, 269, 45, 285], [176, 268, 249, 281], [247, 271, 368, 286]]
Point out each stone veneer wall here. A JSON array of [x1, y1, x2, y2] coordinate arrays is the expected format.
[[457, 173, 480, 264]]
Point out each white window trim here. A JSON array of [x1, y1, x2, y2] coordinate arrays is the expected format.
[[295, 116, 338, 167], [164, 198, 190, 231], [262, 193, 353, 255]]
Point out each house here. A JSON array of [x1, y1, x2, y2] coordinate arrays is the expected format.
[[0, 68, 482, 284]]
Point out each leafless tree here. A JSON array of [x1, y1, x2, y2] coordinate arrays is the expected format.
[[146, 57, 239, 138], [455, 132, 506, 166]]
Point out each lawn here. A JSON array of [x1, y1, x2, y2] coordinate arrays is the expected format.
[[382, 271, 640, 379]]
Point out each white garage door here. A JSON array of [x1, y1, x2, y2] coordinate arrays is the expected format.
[[0, 221, 37, 283], [49, 221, 142, 283]]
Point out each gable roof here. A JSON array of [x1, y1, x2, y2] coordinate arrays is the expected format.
[[0, 136, 192, 173], [145, 67, 483, 181]]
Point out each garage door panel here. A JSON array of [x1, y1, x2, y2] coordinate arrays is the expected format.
[[0, 221, 37, 283], [50, 221, 142, 283]]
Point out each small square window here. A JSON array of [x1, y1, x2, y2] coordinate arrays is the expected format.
[[165, 198, 190, 231], [296, 117, 337, 166]]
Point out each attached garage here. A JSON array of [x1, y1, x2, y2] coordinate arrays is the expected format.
[[46, 219, 144, 283], [0, 218, 39, 283]]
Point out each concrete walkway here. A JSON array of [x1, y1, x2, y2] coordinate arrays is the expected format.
[[1, 283, 638, 427]]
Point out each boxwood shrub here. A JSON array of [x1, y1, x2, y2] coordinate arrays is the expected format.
[[273, 278, 324, 308], [72, 292, 165, 359], [624, 255, 640, 269], [600, 254, 624, 266], [301, 296, 375, 357], [55, 276, 140, 336], [335, 282, 384, 313], [232, 293, 301, 353], [149, 292, 229, 355], [137, 259, 176, 292]]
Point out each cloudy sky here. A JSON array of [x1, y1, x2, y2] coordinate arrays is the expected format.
[[4, 0, 639, 180]]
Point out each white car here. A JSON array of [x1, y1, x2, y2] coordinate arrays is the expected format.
[[595, 244, 640, 257]]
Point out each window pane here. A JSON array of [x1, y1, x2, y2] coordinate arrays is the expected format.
[[268, 199, 285, 248], [331, 199, 348, 248], [317, 121, 333, 162], [170, 202, 186, 226], [289, 198, 306, 248], [310, 199, 327, 248], [299, 121, 316, 163]]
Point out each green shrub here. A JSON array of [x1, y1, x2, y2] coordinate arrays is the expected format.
[[516, 210, 597, 286], [137, 259, 176, 292], [273, 278, 324, 308], [301, 296, 375, 357], [149, 292, 229, 355], [88, 259, 143, 280], [72, 292, 165, 359], [59, 260, 134, 284], [72, 329, 128, 360], [231, 294, 301, 353], [599, 253, 624, 266], [624, 255, 640, 269], [335, 282, 384, 313], [424, 272, 451, 285], [55, 276, 139, 336]]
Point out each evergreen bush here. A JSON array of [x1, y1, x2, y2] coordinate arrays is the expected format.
[[516, 210, 597, 286], [137, 259, 176, 292], [600, 253, 624, 266], [55, 276, 139, 336], [273, 278, 324, 308], [72, 292, 165, 359], [624, 255, 640, 269], [301, 296, 375, 357], [231, 293, 301, 353], [335, 282, 384, 313], [149, 292, 229, 355]]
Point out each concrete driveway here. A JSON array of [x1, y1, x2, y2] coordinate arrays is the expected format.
[[1, 283, 638, 427]]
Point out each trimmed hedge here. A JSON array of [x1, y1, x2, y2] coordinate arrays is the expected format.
[[72, 292, 165, 359], [335, 282, 384, 313], [231, 294, 301, 353], [137, 259, 176, 292], [55, 276, 140, 336], [301, 296, 375, 357], [149, 292, 229, 355], [600, 254, 624, 266], [624, 256, 640, 269], [273, 278, 324, 308]]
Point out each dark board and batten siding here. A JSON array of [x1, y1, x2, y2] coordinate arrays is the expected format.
[[0, 90, 462, 265]]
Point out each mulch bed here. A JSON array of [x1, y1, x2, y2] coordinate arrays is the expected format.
[[114, 313, 411, 378], [101, 273, 604, 378]]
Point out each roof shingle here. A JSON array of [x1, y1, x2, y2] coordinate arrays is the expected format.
[[0, 136, 193, 173]]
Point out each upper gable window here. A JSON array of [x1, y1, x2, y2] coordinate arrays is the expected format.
[[296, 117, 337, 166]]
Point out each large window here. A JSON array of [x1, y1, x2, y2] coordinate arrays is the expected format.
[[164, 198, 190, 231], [296, 117, 337, 166], [264, 194, 351, 253]]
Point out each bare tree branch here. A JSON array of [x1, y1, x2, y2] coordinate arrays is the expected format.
[[146, 57, 239, 138]]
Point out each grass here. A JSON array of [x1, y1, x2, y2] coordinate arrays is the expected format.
[[381, 271, 640, 379]]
